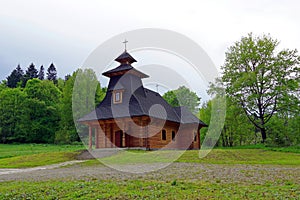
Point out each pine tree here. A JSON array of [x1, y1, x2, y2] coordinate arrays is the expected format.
[[47, 63, 57, 84], [38, 65, 45, 80], [26, 63, 38, 79], [22, 63, 38, 87], [6, 65, 24, 88]]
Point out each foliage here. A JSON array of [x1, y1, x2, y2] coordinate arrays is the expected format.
[[0, 65, 104, 144], [163, 86, 200, 114], [0, 88, 28, 142], [22, 63, 38, 87], [38, 65, 45, 80], [55, 69, 105, 144], [6, 64, 24, 88], [221, 33, 300, 142], [47, 63, 58, 84], [22, 79, 61, 143]]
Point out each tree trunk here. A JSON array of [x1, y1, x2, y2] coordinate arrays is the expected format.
[[260, 127, 267, 143]]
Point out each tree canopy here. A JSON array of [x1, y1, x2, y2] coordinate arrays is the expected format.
[[163, 86, 200, 114], [221, 33, 300, 143]]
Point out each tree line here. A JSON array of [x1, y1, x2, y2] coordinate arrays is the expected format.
[[0, 33, 299, 147], [0, 64, 105, 144]]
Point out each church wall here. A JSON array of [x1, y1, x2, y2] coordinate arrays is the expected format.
[[88, 118, 201, 150]]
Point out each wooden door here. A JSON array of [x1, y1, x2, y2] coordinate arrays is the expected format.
[[115, 130, 123, 147]]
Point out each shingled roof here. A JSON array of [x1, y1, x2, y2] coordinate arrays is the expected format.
[[78, 51, 207, 127]]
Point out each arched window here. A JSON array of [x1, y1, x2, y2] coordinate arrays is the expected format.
[[162, 129, 166, 140]]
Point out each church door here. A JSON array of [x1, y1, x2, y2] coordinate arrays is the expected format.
[[115, 130, 123, 147]]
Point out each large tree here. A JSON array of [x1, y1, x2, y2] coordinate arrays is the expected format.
[[23, 78, 61, 143], [163, 86, 201, 114], [221, 33, 300, 143]]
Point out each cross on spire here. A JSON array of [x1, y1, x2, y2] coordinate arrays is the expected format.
[[123, 39, 128, 51]]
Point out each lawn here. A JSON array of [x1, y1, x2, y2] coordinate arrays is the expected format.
[[0, 144, 84, 168], [97, 148, 300, 165], [0, 144, 84, 159], [0, 179, 298, 199], [0, 144, 299, 199], [0, 144, 300, 168]]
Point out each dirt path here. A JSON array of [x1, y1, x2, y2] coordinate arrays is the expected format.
[[0, 160, 85, 176], [0, 161, 299, 185]]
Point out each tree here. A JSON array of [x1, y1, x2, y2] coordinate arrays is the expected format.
[[6, 65, 24, 88], [47, 63, 57, 84], [56, 69, 105, 144], [38, 65, 45, 80], [163, 86, 200, 114], [23, 78, 61, 143], [221, 33, 300, 143], [0, 88, 27, 143], [23, 63, 38, 87]]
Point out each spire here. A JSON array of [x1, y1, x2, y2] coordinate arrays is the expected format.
[[114, 40, 137, 64], [123, 39, 128, 51], [102, 42, 149, 78]]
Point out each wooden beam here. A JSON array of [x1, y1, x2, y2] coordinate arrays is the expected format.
[[88, 126, 92, 150], [95, 127, 99, 149]]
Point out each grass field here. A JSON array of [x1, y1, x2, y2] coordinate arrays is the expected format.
[[0, 144, 84, 168], [0, 179, 298, 199], [0, 144, 299, 199], [0, 144, 84, 159]]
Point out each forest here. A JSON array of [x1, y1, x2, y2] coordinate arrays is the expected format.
[[0, 33, 299, 147]]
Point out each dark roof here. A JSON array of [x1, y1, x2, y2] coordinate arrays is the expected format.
[[78, 50, 207, 127], [78, 87, 207, 126], [102, 64, 149, 78], [115, 51, 137, 64]]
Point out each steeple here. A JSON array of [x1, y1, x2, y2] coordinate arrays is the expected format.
[[102, 41, 148, 78], [114, 51, 137, 65]]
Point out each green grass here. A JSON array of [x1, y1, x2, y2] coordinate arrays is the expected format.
[[97, 149, 300, 165], [0, 144, 84, 159], [0, 144, 84, 168], [177, 149, 300, 165], [0, 144, 299, 168], [0, 179, 298, 199], [0, 152, 80, 168], [217, 144, 300, 153]]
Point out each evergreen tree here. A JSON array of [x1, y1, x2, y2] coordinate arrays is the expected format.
[[23, 63, 38, 87], [38, 65, 45, 80], [47, 63, 57, 84], [6, 65, 24, 88]]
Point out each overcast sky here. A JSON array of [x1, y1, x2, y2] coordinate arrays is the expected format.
[[1, 0, 300, 88]]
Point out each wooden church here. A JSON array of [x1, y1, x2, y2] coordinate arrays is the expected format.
[[78, 47, 207, 150]]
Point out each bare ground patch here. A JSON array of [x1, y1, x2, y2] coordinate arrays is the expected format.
[[0, 162, 299, 186]]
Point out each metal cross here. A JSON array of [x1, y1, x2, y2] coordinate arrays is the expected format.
[[123, 39, 128, 51]]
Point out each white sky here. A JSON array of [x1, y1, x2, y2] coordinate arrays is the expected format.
[[1, 0, 300, 92]]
